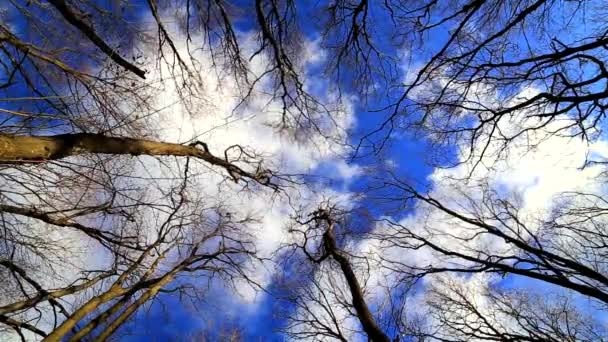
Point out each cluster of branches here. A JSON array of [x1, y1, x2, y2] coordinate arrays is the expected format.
[[0, 149, 265, 340], [277, 207, 390, 342], [268, 1, 608, 341], [275, 181, 608, 341], [0, 0, 304, 339], [361, 0, 608, 163], [2, 0, 608, 341]]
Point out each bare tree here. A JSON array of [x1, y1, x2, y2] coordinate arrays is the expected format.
[[0, 0, 314, 339], [271, 1, 608, 340], [422, 275, 607, 341], [4, 0, 608, 341], [374, 180, 608, 303], [276, 206, 394, 342], [346, 0, 608, 162]]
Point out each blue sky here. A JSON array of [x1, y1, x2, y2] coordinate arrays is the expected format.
[[4, 0, 608, 340]]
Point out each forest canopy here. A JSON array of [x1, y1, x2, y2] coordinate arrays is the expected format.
[[1, 0, 607, 341]]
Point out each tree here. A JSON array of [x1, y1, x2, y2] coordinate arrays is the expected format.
[[3, 0, 608, 341], [0, 0, 336, 340], [278, 207, 391, 342], [421, 274, 607, 341], [270, 1, 608, 341]]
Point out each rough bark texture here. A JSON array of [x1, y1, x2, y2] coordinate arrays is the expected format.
[[42, 284, 128, 341], [0, 133, 202, 160], [42, 242, 172, 341]]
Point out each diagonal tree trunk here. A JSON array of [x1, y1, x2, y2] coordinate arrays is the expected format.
[[309, 210, 391, 342], [322, 227, 391, 342]]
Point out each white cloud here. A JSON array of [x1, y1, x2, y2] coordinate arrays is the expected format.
[[133, 23, 357, 302]]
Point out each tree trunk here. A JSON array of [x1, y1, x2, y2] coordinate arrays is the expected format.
[[323, 228, 391, 342], [0, 133, 204, 161], [0, 133, 270, 186]]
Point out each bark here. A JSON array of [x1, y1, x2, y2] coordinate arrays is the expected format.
[[67, 250, 171, 341], [42, 274, 171, 341], [67, 292, 134, 341], [43, 242, 173, 341], [42, 284, 128, 341], [0, 133, 272, 186], [0, 133, 203, 160], [92, 273, 175, 341], [67, 276, 173, 341]]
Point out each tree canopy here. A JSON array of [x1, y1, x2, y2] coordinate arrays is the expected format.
[[1, 0, 607, 341]]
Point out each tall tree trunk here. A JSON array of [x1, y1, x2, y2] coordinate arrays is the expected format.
[[41, 284, 129, 341], [93, 274, 175, 341], [323, 227, 391, 342]]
